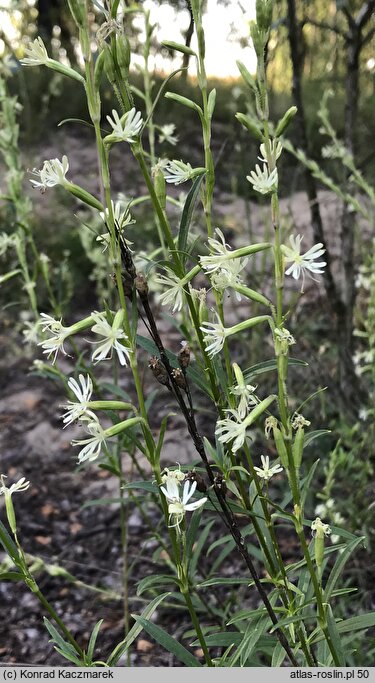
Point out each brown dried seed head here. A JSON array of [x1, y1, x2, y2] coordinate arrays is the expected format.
[[178, 341, 191, 369], [135, 273, 149, 297], [148, 356, 169, 386], [185, 470, 207, 493], [214, 474, 227, 497], [172, 367, 187, 390]]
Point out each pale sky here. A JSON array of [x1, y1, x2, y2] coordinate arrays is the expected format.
[[0, 0, 257, 78], [132, 0, 257, 78]]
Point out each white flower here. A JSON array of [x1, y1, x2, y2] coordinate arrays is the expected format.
[[210, 260, 246, 300], [311, 517, 331, 537], [282, 234, 326, 284], [90, 310, 132, 366], [254, 455, 283, 481], [99, 200, 135, 231], [258, 139, 282, 166], [159, 123, 178, 145], [163, 159, 202, 185], [230, 375, 257, 419], [291, 413, 311, 430], [200, 313, 228, 358], [155, 270, 185, 313], [199, 228, 238, 274], [0, 475, 30, 496], [215, 408, 250, 453], [0, 232, 16, 256], [21, 37, 49, 66], [37, 313, 72, 362], [71, 420, 107, 463], [161, 466, 186, 485], [247, 163, 278, 195], [22, 319, 40, 346], [106, 107, 143, 143], [61, 374, 96, 428], [274, 327, 296, 348], [161, 479, 207, 531], [30, 155, 69, 191]]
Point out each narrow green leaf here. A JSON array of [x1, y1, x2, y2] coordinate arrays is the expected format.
[[107, 593, 171, 666], [310, 612, 375, 645], [0, 571, 23, 581], [178, 173, 206, 262], [87, 620, 103, 662], [189, 518, 215, 577], [300, 459, 320, 508], [326, 606, 346, 665], [304, 430, 331, 448], [137, 574, 181, 596], [0, 520, 21, 565], [324, 536, 365, 602], [243, 357, 308, 381], [132, 616, 202, 666], [197, 577, 250, 588], [271, 641, 286, 667]]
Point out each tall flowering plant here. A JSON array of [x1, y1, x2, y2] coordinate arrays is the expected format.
[[0, 0, 372, 668]]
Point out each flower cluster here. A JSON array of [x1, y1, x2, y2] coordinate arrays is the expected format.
[[160, 471, 207, 531]]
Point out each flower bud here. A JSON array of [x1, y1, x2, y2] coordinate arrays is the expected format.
[[94, 49, 106, 92], [273, 426, 289, 468], [250, 22, 267, 59], [237, 61, 258, 93], [103, 44, 116, 85], [275, 106, 298, 137], [154, 169, 166, 209], [256, 0, 274, 32], [311, 517, 331, 578], [292, 426, 304, 470], [235, 113, 264, 141], [116, 35, 131, 77]]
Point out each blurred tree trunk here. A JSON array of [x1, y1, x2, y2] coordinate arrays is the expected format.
[[286, 0, 371, 414]]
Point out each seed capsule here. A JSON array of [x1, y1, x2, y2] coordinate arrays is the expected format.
[[148, 356, 169, 386], [172, 368, 187, 390], [178, 341, 191, 369]]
